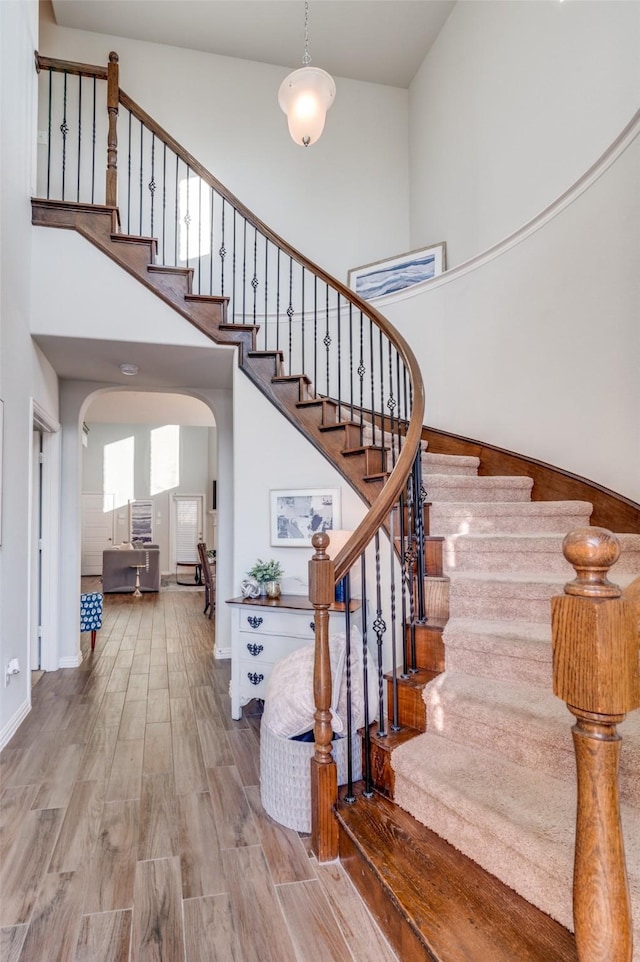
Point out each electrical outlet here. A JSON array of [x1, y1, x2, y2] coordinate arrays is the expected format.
[[5, 658, 20, 687]]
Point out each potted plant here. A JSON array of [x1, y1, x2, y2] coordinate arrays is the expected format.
[[247, 558, 284, 598]]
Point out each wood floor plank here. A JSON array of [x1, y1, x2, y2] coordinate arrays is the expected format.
[[0, 784, 39, 866], [196, 718, 234, 768], [0, 924, 28, 962], [83, 799, 139, 914], [189, 686, 218, 721], [106, 667, 131, 693], [76, 726, 119, 782], [146, 687, 170, 724], [18, 869, 85, 962], [169, 697, 196, 735], [95, 691, 126, 730], [130, 857, 184, 962], [137, 773, 179, 861], [118, 700, 147, 741], [142, 721, 173, 774], [31, 742, 85, 810], [172, 734, 208, 795], [125, 673, 148, 703], [206, 766, 259, 849], [277, 878, 354, 962], [313, 859, 399, 962], [0, 806, 64, 926], [177, 792, 226, 899], [131, 653, 151, 675], [149, 648, 167, 667], [245, 785, 315, 885], [148, 664, 168, 690], [2, 730, 63, 789], [48, 779, 107, 873], [221, 846, 297, 962], [168, 671, 190, 700], [226, 729, 260, 787], [106, 739, 144, 801], [74, 910, 132, 962], [183, 895, 242, 962]]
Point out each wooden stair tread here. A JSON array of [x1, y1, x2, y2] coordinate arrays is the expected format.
[[337, 792, 578, 962], [385, 667, 439, 691], [147, 263, 192, 276], [185, 293, 230, 304]]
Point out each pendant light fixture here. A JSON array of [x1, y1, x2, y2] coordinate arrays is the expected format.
[[278, 1, 336, 147]]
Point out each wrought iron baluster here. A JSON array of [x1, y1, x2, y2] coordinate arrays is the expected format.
[[264, 239, 269, 351], [161, 144, 167, 265], [149, 132, 156, 241], [374, 533, 387, 737], [209, 187, 214, 297], [358, 312, 365, 446], [405, 472, 418, 673], [242, 218, 247, 323], [138, 118, 143, 236], [360, 551, 373, 796], [185, 165, 191, 268], [197, 176, 202, 294], [127, 111, 133, 234], [413, 450, 427, 624], [76, 74, 82, 202], [91, 76, 96, 203], [369, 317, 376, 446], [389, 509, 400, 731], [336, 293, 342, 415], [60, 71, 68, 201], [387, 342, 397, 471], [173, 153, 179, 265], [46, 69, 52, 199], [324, 284, 331, 398], [313, 275, 318, 396], [343, 572, 356, 803], [232, 208, 237, 322], [220, 198, 226, 296], [252, 226, 258, 323], [348, 302, 354, 424], [276, 248, 281, 353], [399, 489, 409, 678], [288, 257, 294, 375], [301, 266, 305, 376], [379, 327, 385, 473]]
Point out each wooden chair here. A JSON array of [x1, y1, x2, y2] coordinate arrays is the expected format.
[[197, 543, 215, 619]]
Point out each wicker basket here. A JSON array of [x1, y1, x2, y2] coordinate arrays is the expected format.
[[260, 724, 362, 833]]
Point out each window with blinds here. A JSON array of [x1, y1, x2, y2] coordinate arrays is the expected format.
[[173, 495, 203, 564]]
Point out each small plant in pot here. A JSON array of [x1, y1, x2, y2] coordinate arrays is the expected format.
[[247, 559, 284, 598]]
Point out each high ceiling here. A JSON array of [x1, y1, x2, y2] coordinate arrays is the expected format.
[[50, 0, 456, 88]]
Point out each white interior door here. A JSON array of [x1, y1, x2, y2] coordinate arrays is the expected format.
[[82, 493, 115, 575], [30, 429, 43, 670], [171, 494, 204, 567]]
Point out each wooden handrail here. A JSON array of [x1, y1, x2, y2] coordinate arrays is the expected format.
[[35, 52, 108, 80], [551, 528, 639, 962]]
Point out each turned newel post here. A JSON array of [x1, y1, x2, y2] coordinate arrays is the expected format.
[[106, 51, 119, 208], [551, 527, 639, 962], [309, 531, 338, 861]]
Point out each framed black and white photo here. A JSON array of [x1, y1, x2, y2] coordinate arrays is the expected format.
[[348, 242, 446, 300], [270, 488, 341, 547], [129, 499, 153, 544]]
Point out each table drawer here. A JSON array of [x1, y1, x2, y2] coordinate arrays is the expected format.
[[238, 663, 271, 700], [238, 608, 317, 639], [241, 634, 311, 665]]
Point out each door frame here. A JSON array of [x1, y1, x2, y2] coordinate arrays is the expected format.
[[170, 493, 205, 572], [30, 400, 61, 673]]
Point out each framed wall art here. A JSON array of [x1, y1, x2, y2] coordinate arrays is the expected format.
[[270, 488, 341, 547], [129, 499, 153, 544], [348, 242, 446, 300]]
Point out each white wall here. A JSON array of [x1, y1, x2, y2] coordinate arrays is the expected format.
[[0, 0, 63, 744], [410, 1, 640, 267], [38, 6, 410, 283], [384, 127, 640, 504]]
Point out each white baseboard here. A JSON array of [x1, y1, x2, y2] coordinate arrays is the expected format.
[[214, 646, 231, 660], [59, 654, 83, 668], [0, 699, 31, 750]]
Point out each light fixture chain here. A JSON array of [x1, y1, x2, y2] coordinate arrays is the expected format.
[[302, 0, 311, 65]]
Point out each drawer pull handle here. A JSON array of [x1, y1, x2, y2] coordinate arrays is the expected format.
[[310, 621, 315, 631], [247, 672, 264, 686], [247, 616, 263, 630], [246, 643, 264, 657]]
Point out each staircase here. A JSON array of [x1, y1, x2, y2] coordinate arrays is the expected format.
[[338, 446, 640, 961]]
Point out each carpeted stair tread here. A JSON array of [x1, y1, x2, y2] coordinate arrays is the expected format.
[[428, 500, 593, 535], [391, 733, 640, 942], [424, 475, 534, 502], [447, 569, 639, 623], [442, 617, 552, 687], [422, 452, 479, 476], [445, 532, 640, 574], [421, 672, 640, 806]]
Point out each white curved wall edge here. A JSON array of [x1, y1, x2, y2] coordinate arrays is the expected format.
[[371, 110, 640, 308], [0, 700, 31, 751]]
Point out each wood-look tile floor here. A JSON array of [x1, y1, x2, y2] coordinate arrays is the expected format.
[[0, 585, 398, 962]]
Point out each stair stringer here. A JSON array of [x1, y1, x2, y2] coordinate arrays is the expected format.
[[30, 198, 396, 508]]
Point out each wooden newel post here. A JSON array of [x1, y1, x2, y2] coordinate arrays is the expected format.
[[551, 527, 639, 962], [309, 531, 338, 862], [106, 51, 119, 208]]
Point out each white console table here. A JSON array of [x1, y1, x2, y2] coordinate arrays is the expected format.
[[226, 594, 359, 720]]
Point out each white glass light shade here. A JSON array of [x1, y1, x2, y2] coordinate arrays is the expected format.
[[278, 66, 336, 147]]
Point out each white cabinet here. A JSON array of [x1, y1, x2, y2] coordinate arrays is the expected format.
[[226, 595, 356, 720]]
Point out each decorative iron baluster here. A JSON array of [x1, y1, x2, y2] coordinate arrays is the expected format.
[[173, 153, 179, 265], [348, 302, 354, 424], [60, 71, 68, 201], [91, 76, 96, 203], [373, 532, 387, 736], [413, 450, 427, 624], [264, 239, 269, 350], [252, 226, 258, 322], [379, 326, 386, 475], [313, 275, 318, 395], [301, 265, 305, 376], [184, 165, 191, 268], [138, 118, 144, 236], [405, 471, 418, 673], [209, 187, 214, 298], [149, 132, 156, 240], [219, 198, 226, 296], [342, 571, 356, 804], [76, 74, 82, 202], [287, 256, 294, 374], [161, 143, 167, 265], [369, 317, 376, 446], [127, 110, 133, 234], [389, 508, 400, 731], [242, 217, 247, 324], [324, 285, 331, 397], [387, 342, 398, 472], [276, 248, 281, 353], [197, 175, 202, 294], [232, 208, 237, 321], [360, 551, 374, 797], [46, 69, 52, 199], [358, 312, 365, 446], [399, 489, 409, 678]]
